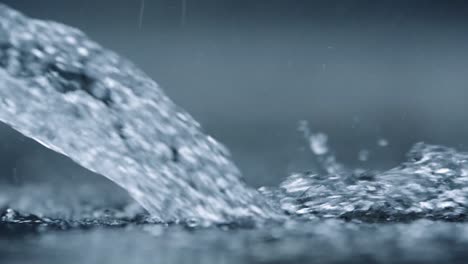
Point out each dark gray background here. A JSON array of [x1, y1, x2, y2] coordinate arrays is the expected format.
[[1, 0, 468, 187]]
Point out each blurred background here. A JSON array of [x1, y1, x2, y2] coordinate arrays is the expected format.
[[1, 0, 468, 189]]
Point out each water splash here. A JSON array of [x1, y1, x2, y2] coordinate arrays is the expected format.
[[0, 4, 280, 224], [1, 4, 468, 227], [262, 127, 468, 221]]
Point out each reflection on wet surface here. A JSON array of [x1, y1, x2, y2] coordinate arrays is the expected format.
[[2, 219, 468, 264]]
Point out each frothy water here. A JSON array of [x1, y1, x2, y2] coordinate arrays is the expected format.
[[1, 4, 468, 228], [261, 129, 468, 221]]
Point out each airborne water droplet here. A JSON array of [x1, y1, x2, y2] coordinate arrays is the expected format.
[[309, 133, 329, 155]]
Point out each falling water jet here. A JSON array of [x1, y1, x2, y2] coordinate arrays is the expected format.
[[0, 4, 281, 225]]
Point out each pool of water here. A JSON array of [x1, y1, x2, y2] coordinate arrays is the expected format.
[[3, 214, 468, 264]]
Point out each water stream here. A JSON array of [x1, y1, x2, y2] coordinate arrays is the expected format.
[[0, 4, 279, 224], [1, 4, 468, 229]]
